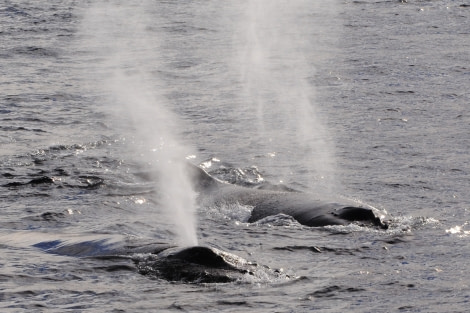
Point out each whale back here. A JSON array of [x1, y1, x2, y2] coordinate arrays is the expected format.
[[186, 163, 222, 193], [185, 164, 388, 229], [137, 245, 285, 283]]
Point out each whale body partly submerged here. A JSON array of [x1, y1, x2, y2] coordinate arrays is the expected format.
[[187, 164, 388, 229], [32, 237, 283, 283]]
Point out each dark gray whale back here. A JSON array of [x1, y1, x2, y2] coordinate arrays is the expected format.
[[33, 238, 279, 283], [188, 164, 388, 229], [137, 246, 271, 283]]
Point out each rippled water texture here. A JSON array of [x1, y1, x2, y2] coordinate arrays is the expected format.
[[1, 1, 470, 312]]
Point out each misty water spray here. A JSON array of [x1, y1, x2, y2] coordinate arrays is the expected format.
[[78, 1, 198, 246], [234, 0, 339, 191]]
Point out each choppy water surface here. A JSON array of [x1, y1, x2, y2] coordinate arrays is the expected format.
[[1, 1, 470, 312]]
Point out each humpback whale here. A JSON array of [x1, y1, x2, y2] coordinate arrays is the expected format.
[[32, 237, 283, 283], [187, 164, 388, 229]]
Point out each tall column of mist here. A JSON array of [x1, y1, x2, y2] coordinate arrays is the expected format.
[[235, 1, 339, 191], [78, 2, 198, 246]]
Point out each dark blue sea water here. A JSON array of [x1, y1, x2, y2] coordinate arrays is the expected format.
[[1, 1, 470, 312]]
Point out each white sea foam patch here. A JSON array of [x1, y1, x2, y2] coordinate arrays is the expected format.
[[237, 265, 293, 285], [254, 214, 301, 228], [445, 222, 470, 237], [324, 223, 381, 234], [205, 201, 254, 224]]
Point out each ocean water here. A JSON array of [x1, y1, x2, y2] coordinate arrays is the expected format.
[[1, 0, 470, 312]]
